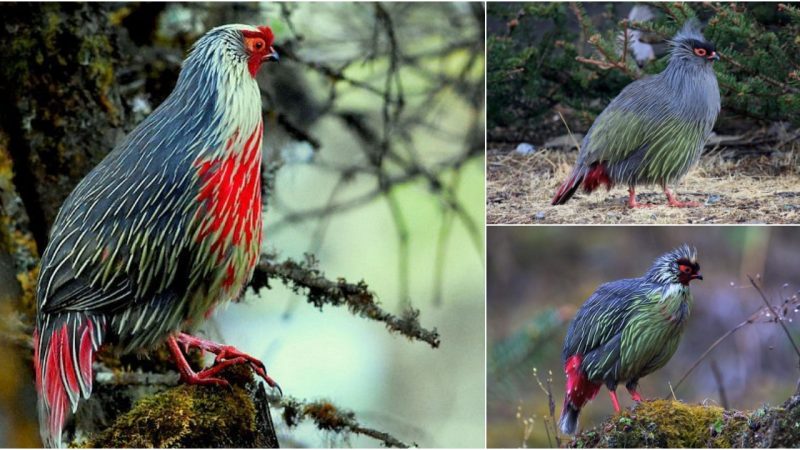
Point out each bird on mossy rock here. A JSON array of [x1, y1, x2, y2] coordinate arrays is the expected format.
[[552, 20, 720, 208], [33, 24, 280, 447], [558, 245, 702, 435]]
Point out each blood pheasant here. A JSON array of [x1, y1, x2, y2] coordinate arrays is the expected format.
[[34, 24, 279, 447], [559, 245, 702, 435], [552, 20, 720, 208]]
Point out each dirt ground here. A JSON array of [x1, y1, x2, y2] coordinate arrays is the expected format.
[[487, 146, 800, 224]]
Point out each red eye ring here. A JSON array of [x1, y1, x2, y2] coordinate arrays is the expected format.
[[679, 264, 692, 274], [694, 47, 707, 57]]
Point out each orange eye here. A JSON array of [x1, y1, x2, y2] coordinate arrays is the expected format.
[[246, 37, 266, 53], [679, 264, 691, 274], [694, 48, 707, 57]]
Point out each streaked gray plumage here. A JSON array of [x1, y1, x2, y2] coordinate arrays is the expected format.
[[34, 24, 279, 448], [552, 20, 721, 208]]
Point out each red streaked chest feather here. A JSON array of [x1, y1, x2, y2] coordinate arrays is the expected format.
[[194, 121, 264, 291]]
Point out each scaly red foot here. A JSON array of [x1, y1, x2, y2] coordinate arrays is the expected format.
[[664, 188, 701, 208], [627, 388, 643, 402], [167, 333, 281, 394], [628, 188, 655, 208]]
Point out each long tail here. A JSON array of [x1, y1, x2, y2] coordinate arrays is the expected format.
[[552, 163, 612, 206], [551, 169, 584, 205], [34, 314, 105, 448], [559, 354, 601, 435]]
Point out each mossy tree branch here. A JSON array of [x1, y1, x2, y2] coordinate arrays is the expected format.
[[250, 253, 441, 349], [273, 394, 413, 448]]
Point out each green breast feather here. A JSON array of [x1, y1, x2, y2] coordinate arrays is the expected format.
[[586, 110, 706, 183], [618, 286, 692, 381]]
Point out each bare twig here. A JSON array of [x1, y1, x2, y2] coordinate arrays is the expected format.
[[672, 279, 800, 394], [671, 320, 746, 393], [709, 359, 729, 409], [749, 275, 800, 364], [533, 367, 560, 448]]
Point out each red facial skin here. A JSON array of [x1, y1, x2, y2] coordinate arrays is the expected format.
[[693, 46, 719, 61], [677, 261, 702, 285], [242, 26, 279, 77]]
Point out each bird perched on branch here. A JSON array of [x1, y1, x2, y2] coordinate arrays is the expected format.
[[33, 24, 279, 447], [552, 20, 720, 208], [558, 245, 702, 435]]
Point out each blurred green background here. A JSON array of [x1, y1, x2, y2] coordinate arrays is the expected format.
[[487, 226, 800, 447]]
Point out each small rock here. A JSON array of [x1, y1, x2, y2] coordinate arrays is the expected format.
[[534, 211, 546, 220], [705, 194, 721, 205], [514, 143, 535, 155]]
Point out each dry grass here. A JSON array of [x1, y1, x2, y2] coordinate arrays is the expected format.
[[487, 147, 800, 224]]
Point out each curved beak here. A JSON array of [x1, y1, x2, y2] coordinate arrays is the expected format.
[[692, 273, 703, 281], [264, 46, 280, 63], [708, 51, 719, 62]]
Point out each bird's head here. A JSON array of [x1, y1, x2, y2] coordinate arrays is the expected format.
[[189, 24, 279, 78], [647, 245, 702, 286], [668, 19, 719, 67]]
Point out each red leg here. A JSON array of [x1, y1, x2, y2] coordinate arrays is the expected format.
[[627, 188, 654, 208], [170, 333, 281, 394], [608, 390, 621, 413], [167, 336, 229, 387], [663, 187, 700, 208], [627, 387, 643, 402]]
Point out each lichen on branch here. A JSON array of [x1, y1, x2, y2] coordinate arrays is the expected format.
[[250, 253, 441, 349], [274, 394, 413, 448]]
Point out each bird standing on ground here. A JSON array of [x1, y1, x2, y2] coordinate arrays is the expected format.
[[33, 24, 280, 447], [558, 245, 702, 435], [552, 20, 721, 208]]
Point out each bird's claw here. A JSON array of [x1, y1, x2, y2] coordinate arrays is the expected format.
[[663, 189, 701, 208], [180, 372, 230, 388], [174, 333, 280, 392]]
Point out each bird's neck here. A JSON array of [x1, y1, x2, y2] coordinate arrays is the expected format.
[[654, 282, 692, 324], [662, 59, 718, 96], [186, 52, 265, 270], [173, 44, 263, 159]]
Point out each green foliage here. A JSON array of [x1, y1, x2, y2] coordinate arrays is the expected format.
[[487, 3, 630, 129], [488, 2, 800, 131]]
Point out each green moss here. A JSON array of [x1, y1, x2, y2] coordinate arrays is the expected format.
[[79, 34, 118, 117], [86, 365, 260, 448], [571, 398, 800, 448]]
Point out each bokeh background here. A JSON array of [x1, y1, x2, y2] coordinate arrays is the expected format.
[[487, 226, 800, 447], [0, 2, 485, 447]]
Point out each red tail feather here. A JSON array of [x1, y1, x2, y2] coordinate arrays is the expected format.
[[564, 354, 601, 409], [582, 163, 612, 193], [34, 319, 98, 448], [552, 172, 584, 205], [552, 163, 613, 206]]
